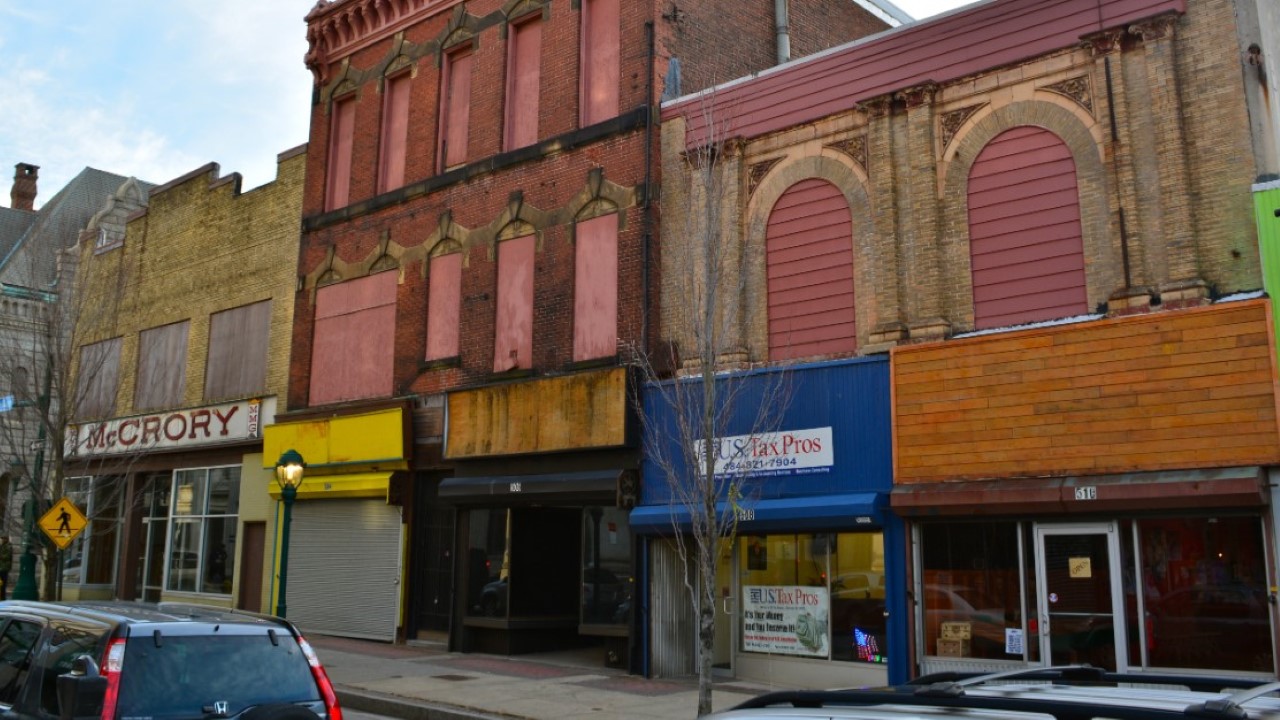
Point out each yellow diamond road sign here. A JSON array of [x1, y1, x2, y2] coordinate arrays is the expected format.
[[39, 497, 88, 550]]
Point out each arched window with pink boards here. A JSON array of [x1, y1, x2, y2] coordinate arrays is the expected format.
[[765, 178, 857, 361], [967, 126, 1088, 330]]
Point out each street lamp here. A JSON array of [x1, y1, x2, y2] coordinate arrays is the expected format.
[[273, 449, 306, 618]]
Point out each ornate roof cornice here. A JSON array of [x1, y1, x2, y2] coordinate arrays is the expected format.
[[305, 0, 464, 81]]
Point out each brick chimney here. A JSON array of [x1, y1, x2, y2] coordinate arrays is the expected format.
[[10, 163, 38, 211]]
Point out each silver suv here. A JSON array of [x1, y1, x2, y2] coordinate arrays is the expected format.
[[707, 666, 1280, 720]]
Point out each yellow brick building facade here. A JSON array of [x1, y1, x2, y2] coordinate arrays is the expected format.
[[65, 146, 305, 610]]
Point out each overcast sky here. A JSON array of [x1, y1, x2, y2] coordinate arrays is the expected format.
[[0, 0, 970, 209]]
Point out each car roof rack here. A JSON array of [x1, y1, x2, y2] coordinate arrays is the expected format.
[[729, 666, 1280, 720], [911, 665, 1274, 695]]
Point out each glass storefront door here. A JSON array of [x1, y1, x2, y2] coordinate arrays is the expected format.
[[1034, 523, 1128, 670], [137, 475, 170, 603]]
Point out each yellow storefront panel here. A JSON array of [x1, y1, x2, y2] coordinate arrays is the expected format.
[[267, 472, 393, 501], [263, 407, 406, 469]]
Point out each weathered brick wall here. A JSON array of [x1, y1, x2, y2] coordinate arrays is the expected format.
[[291, 0, 893, 412], [660, 0, 1266, 365], [74, 148, 306, 416]]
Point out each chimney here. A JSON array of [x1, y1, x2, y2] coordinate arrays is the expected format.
[[11, 163, 38, 211]]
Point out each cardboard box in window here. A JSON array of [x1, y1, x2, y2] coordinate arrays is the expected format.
[[940, 621, 971, 640], [937, 637, 971, 657]]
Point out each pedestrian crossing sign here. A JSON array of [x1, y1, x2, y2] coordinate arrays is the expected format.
[[39, 498, 88, 550]]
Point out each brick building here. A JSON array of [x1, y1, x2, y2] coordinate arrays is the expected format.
[[65, 149, 304, 612], [650, 0, 1280, 683], [276, 0, 904, 666]]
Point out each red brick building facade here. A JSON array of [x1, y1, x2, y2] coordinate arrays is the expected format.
[[279, 0, 899, 664]]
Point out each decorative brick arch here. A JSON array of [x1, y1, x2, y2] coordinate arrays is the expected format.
[[939, 101, 1113, 331], [744, 154, 875, 361]]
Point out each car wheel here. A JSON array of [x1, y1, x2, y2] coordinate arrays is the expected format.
[[241, 704, 323, 720]]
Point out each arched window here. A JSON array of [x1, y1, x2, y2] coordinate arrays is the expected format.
[[765, 179, 857, 361], [967, 126, 1087, 330]]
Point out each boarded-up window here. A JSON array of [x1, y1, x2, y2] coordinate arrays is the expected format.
[[968, 126, 1088, 330], [311, 272, 398, 405], [504, 16, 542, 151], [378, 73, 412, 193], [765, 179, 857, 361], [135, 321, 190, 411], [494, 235, 535, 372], [77, 338, 122, 420], [205, 300, 271, 401], [426, 253, 463, 361], [573, 215, 618, 361], [580, 0, 620, 126], [440, 49, 474, 170], [325, 95, 357, 211]]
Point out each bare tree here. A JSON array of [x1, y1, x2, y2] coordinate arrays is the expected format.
[[0, 178, 144, 600], [631, 94, 792, 716]]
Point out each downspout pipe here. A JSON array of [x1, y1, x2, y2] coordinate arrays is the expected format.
[[775, 0, 791, 65]]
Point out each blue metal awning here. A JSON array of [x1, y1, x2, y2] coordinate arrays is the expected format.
[[630, 492, 886, 535]]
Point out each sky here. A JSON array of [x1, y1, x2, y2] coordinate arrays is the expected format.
[[0, 0, 970, 209]]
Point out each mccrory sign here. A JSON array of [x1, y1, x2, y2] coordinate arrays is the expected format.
[[66, 397, 276, 457]]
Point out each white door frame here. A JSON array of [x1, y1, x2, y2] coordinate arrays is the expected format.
[[1033, 521, 1129, 671]]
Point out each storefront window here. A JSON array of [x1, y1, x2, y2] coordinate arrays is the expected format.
[[466, 509, 510, 617], [738, 532, 886, 664], [63, 477, 122, 586], [167, 466, 240, 595], [582, 507, 631, 626], [919, 522, 1027, 661], [1138, 517, 1272, 673]]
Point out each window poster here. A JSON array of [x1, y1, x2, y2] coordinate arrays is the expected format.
[[742, 585, 830, 658]]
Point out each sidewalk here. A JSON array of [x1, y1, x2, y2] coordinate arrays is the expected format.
[[310, 635, 784, 720]]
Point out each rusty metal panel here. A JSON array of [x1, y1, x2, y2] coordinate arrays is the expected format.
[[445, 367, 629, 458]]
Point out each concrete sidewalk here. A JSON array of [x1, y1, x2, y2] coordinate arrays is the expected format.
[[310, 635, 783, 720]]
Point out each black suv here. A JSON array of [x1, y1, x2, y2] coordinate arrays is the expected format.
[[0, 600, 342, 720]]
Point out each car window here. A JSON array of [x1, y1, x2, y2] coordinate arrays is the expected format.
[[115, 633, 319, 718], [0, 620, 43, 705], [34, 623, 109, 717]]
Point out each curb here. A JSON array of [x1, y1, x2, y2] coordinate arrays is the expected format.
[[337, 686, 523, 720]]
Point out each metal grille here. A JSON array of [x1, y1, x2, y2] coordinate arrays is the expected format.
[[286, 498, 402, 641], [649, 539, 695, 677]]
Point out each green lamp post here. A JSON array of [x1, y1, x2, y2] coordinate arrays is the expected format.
[[273, 449, 306, 618]]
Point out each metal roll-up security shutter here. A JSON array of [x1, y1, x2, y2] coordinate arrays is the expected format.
[[286, 499, 402, 641]]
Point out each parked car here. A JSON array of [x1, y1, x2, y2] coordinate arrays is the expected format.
[[0, 600, 342, 720], [706, 665, 1280, 719]]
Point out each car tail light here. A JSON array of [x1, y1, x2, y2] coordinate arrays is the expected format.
[[298, 635, 343, 720], [100, 639, 126, 720]]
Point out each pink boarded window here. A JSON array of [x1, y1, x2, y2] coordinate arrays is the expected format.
[[968, 126, 1087, 330], [580, 0, 620, 126], [765, 179, 857, 361], [573, 215, 618, 361], [494, 235, 535, 372], [325, 95, 356, 211], [440, 48, 473, 170], [378, 73, 411, 193], [426, 252, 463, 361], [310, 271, 398, 405], [504, 16, 542, 151]]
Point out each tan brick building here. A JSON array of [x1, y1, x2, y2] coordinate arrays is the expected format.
[[64, 147, 305, 612], [652, 0, 1280, 682]]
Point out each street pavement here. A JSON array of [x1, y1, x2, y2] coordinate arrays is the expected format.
[[311, 635, 787, 720]]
